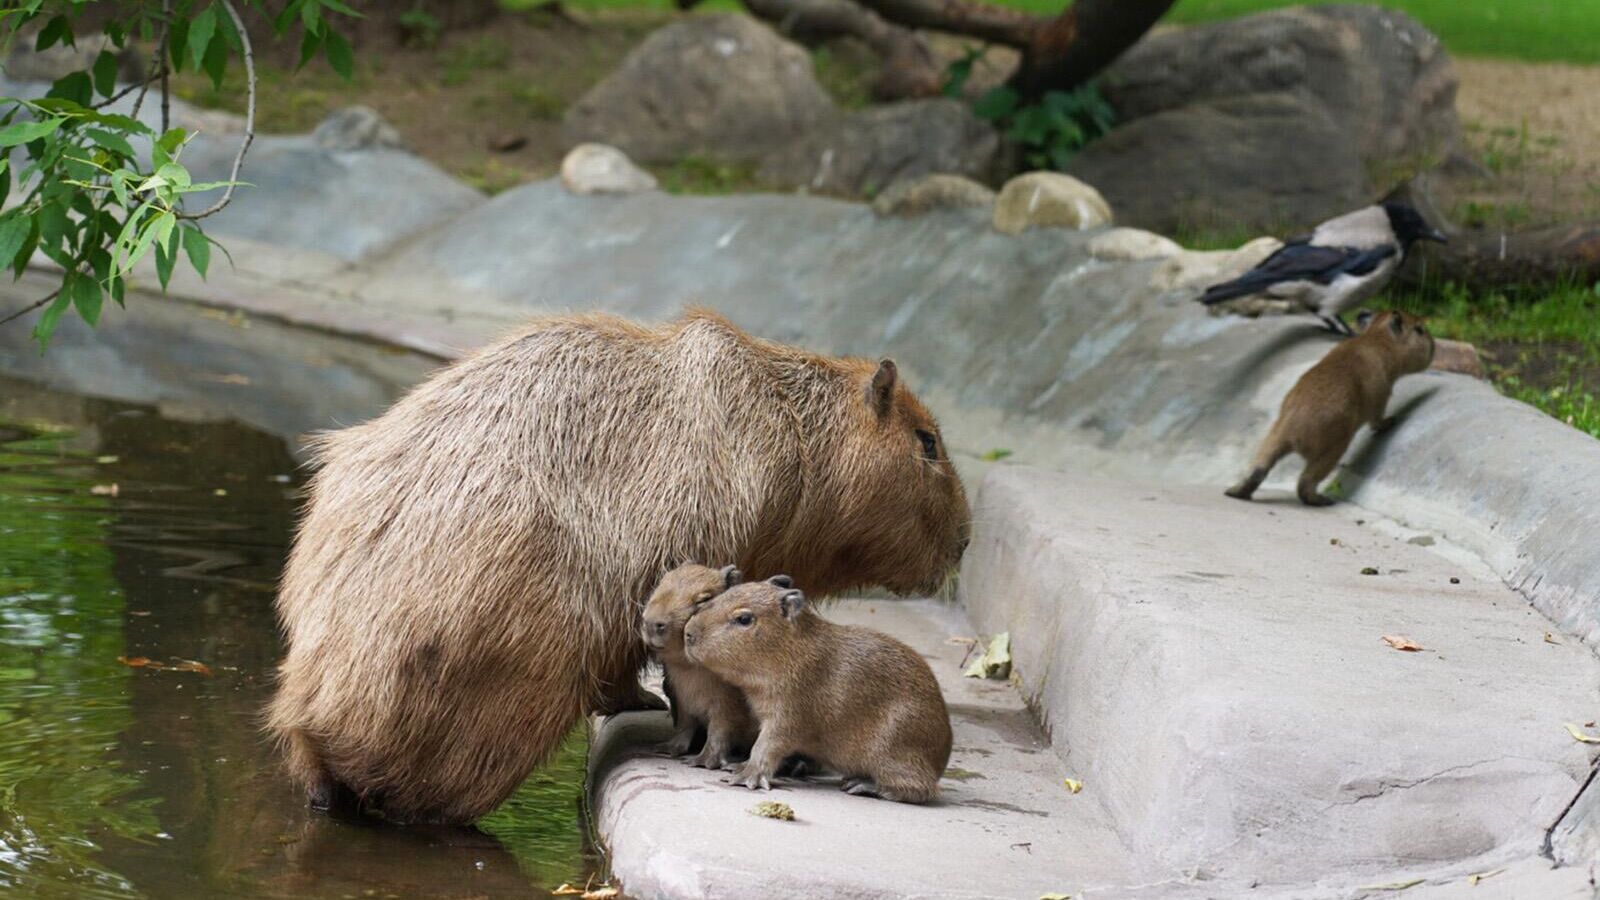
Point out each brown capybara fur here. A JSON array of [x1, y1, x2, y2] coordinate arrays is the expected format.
[[684, 577, 953, 803], [642, 563, 758, 769], [267, 310, 969, 823], [1226, 310, 1435, 506]]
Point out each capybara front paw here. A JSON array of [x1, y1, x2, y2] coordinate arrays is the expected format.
[[842, 776, 880, 797], [688, 746, 727, 770], [1223, 484, 1254, 501], [727, 763, 773, 791], [1300, 493, 1336, 507]]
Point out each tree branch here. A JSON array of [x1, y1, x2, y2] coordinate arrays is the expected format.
[[741, 0, 943, 98], [177, 0, 255, 221], [1007, 0, 1176, 97], [91, 66, 169, 110], [851, 0, 1039, 48], [0, 288, 61, 328]]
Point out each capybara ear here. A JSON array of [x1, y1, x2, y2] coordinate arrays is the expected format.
[[1388, 311, 1404, 336], [720, 565, 743, 589], [779, 589, 807, 620], [868, 359, 898, 419], [767, 574, 794, 588], [1354, 309, 1375, 332]]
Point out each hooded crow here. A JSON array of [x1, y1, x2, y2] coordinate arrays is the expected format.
[[1197, 202, 1448, 335]]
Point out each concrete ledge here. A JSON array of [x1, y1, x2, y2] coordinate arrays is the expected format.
[[590, 600, 1148, 900], [960, 464, 1600, 890]]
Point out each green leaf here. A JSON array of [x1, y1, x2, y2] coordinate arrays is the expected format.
[[0, 159, 9, 208], [69, 271, 102, 325], [0, 213, 33, 271], [157, 128, 188, 156], [181, 224, 211, 278], [126, 210, 176, 276], [35, 14, 68, 51], [154, 230, 177, 290], [48, 71, 92, 106], [32, 288, 71, 349], [972, 87, 1018, 122], [85, 127, 136, 160], [320, 0, 363, 17], [297, 28, 324, 71], [0, 117, 64, 147], [202, 29, 229, 89], [324, 29, 353, 80], [168, 16, 190, 72], [301, 0, 323, 35], [91, 50, 119, 98], [11, 220, 39, 278], [189, 5, 218, 71]]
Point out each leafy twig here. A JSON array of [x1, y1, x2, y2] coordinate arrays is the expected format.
[[178, 0, 253, 221], [91, 67, 169, 110]]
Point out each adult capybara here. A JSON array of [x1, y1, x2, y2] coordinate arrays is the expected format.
[[267, 310, 969, 823]]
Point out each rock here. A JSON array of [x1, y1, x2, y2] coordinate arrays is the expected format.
[[1089, 227, 1182, 261], [1066, 93, 1369, 234], [760, 99, 999, 197], [991, 172, 1113, 235], [4, 32, 142, 83], [1149, 236, 1283, 293], [559, 143, 659, 195], [312, 106, 405, 152], [1102, 5, 1459, 169], [871, 174, 995, 218], [562, 14, 834, 164], [1429, 339, 1483, 379]]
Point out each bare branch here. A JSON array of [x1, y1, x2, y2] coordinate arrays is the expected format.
[[851, 0, 1039, 49], [0, 288, 61, 328], [129, 8, 169, 122], [177, 0, 255, 221], [91, 66, 169, 110], [1008, 0, 1176, 96]]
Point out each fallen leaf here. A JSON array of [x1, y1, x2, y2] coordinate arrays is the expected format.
[[1062, 778, 1083, 794], [581, 889, 619, 900], [213, 488, 228, 497], [1565, 723, 1600, 744], [274, 834, 300, 845], [117, 656, 153, 669], [96, 455, 119, 464], [981, 448, 1014, 462], [170, 659, 213, 677], [1382, 635, 1424, 652], [1358, 878, 1423, 891], [947, 637, 977, 645], [1360, 566, 1380, 576], [130, 610, 151, 617], [90, 483, 120, 497], [1544, 633, 1560, 644], [550, 885, 584, 896], [963, 632, 1012, 680], [1040, 894, 1071, 900], [1467, 868, 1505, 885], [748, 801, 795, 821]]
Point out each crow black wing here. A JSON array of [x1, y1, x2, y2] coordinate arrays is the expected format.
[[1198, 243, 1397, 305]]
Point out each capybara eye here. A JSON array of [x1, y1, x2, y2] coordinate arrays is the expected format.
[[652, 622, 667, 634], [915, 428, 939, 461], [734, 612, 754, 627], [694, 592, 714, 604]]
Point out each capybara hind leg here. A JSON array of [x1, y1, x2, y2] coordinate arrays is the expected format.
[[1226, 436, 1289, 500], [657, 723, 701, 758], [1297, 452, 1342, 507], [282, 728, 353, 812], [862, 764, 940, 804]]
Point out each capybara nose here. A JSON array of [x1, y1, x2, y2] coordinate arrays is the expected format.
[[685, 630, 697, 647]]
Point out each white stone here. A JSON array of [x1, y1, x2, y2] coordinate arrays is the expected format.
[[559, 143, 658, 196], [991, 171, 1113, 235], [1088, 226, 1183, 261]]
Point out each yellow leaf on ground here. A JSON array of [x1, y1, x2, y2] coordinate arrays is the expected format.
[[1063, 778, 1083, 794], [1467, 868, 1506, 885], [581, 887, 619, 900], [550, 884, 584, 896], [1358, 878, 1424, 891], [1382, 635, 1424, 652], [1565, 723, 1600, 744], [1039, 893, 1071, 900], [749, 801, 795, 821], [963, 632, 1012, 680], [90, 483, 119, 497], [1544, 633, 1560, 644]]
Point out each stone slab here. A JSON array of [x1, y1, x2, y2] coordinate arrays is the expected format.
[[960, 464, 1600, 894]]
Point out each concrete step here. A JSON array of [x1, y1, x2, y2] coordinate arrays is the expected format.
[[960, 465, 1600, 894], [589, 599, 1148, 900]]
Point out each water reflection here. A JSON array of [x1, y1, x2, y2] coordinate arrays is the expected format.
[[0, 377, 593, 899]]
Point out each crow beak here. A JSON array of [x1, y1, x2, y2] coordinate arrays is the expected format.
[[1424, 227, 1448, 244]]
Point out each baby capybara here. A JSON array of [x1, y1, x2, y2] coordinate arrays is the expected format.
[[642, 563, 758, 769], [268, 310, 969, 823], [685, 577, 953, 803], [1226, 309, 1435, 506]]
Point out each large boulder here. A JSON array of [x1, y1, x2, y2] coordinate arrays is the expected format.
[[1072, 4, 1460, 232], [1102, 5, 1459, 170], [759, 98, 999, 197], [562, 14, 835, 164], [1066, 93, 1370, 233]]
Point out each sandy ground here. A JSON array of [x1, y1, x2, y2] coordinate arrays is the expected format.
[[1447, 58, 1600, 226]]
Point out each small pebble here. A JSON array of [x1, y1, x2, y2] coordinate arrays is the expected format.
[[1360, 567, 1379, 576], [1449, 577, 1460, 584]]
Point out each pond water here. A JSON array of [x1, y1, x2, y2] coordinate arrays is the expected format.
[[0, 377, 596, 900]]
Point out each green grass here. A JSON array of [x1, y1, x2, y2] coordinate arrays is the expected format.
[[1164, 0, 1600, 64], [1391, 282, 1600, 439]]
